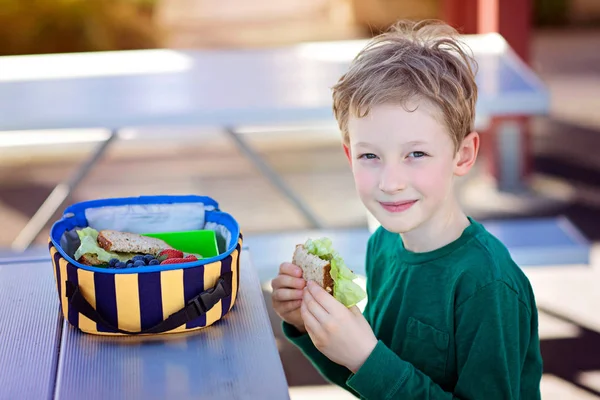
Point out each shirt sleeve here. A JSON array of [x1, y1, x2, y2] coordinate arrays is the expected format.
[[282, 322, 359, 397]]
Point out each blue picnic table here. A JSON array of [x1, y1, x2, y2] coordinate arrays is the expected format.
[[0, 249, 290, 400]]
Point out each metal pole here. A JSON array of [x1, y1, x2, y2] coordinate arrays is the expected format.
[[11, 129, 119, 252], [223, 127, 323, 229]]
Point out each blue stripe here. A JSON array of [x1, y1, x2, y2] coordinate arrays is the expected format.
[[53, 247, 62, 304], [184, 266, 206, 329], [138, 272, 164, 331], [94, 273, 118, 333], [237, 233, 243, 294], [66, 263, 80, 329], [220, 254, 233, 316]]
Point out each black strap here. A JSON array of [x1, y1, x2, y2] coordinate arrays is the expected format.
[[65, 271, 233, 334]]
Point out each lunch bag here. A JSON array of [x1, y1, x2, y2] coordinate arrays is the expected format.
[[48, 195, 242, 336]]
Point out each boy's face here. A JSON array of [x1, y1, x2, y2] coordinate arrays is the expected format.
[[345, 102, 478, 234]]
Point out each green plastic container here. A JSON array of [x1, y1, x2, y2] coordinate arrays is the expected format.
[[142, 230, 219, 258]]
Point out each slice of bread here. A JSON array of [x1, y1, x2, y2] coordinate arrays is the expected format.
[[292, 244, 334, 294], [97, 230, 170, 255], [78, 253, 105, 266]]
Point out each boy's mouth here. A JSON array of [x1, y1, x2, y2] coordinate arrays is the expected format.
[[379, 200, 417, 213]]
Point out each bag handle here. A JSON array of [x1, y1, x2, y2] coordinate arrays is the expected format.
[[65, 272, 233, 334]]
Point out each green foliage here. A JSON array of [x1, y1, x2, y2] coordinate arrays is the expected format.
[[0, 0, 161, 55], [534, 0, 569, 26]]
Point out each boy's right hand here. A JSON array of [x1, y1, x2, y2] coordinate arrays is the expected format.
[[271, 262, 307, 334]]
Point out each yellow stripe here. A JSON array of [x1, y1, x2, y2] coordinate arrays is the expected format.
[[204, 261, 224, 326], [77, 269, 97, 333], [114, 273, 141, 332], [58, 257, 70, 323], [160, 269, 186, 333]]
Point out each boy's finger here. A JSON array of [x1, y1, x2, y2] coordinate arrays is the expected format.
[[273, 288, 304, 302], [279, 262, 303, 277], [272, 274, 306, 290], [303, 287, 329, 323], [307, 280, 344, 312], [349, 306, 363, 317], [301, 301, 323, 337], [277, 300, 302, 313]]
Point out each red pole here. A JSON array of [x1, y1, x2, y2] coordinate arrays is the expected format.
[[441, 0, 535, 188], [477, 0, 532, 64], [442, 0, 479, 34], [442, 0, 532, 64]]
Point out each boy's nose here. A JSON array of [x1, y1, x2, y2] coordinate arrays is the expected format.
[[378, 165, 407, 194]]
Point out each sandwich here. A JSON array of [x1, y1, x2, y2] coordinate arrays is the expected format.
[[74, 227, 171, 267], [97, 230, 169, 255], [292, 237, 366, 308]]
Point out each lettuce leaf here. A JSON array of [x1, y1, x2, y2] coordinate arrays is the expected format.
[[333, 279, 368, 309], [304, 237, 367, 307], [74, 227, 136, 264]]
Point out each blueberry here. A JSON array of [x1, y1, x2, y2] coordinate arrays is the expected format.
[[109, 258, 119, 268], [115, 262, 126, 269], [133, 260, 146, 268], [132, 255, 145, 262], [143, 254, 154, 264], [127, 262, 134, 268], [148, 259, 160, 266]]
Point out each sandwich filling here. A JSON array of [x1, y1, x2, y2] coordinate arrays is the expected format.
[[303, 237, 367, 308], [75, 227, 139, 264]]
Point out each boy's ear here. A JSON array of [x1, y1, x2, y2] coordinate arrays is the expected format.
[[343, 144, 352, 165], [454, 131, 479, 176]]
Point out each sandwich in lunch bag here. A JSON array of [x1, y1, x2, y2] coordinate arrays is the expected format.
[[48, 195, 242, 336]]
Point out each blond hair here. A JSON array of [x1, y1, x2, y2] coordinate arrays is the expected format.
[[332, 20, 478, 151]]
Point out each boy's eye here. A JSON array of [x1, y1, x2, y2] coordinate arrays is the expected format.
[[359, 153, 378, 160], [408, 151, 427, 158]]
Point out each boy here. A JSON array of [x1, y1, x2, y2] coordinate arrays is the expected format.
[[271, 19, 543, 399]]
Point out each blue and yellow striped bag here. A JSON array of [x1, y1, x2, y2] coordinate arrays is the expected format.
[[48, 195, 242, 336]]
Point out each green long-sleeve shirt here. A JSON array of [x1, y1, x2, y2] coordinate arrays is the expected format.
[[283, 217, 543, 399]]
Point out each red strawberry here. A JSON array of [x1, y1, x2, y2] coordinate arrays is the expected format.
[[159, 255, 199, 265], [158, 249, 183, 261], [160, 257, 186, 265]]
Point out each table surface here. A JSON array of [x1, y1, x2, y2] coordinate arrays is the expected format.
[[0, 33, 548, 132], [0, 258, 62, 400], [0, 250, 290, 400]]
